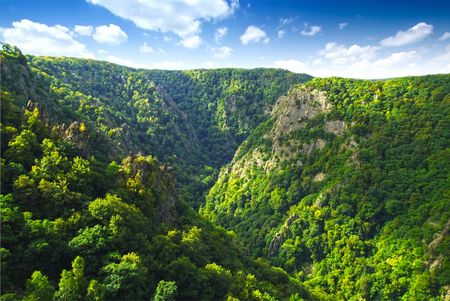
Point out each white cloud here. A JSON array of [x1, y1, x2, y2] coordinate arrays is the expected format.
[[312, 58, 324, 65], [439, 32, 450, 41], [106, 55, 144, 68], [372, 51, 418, 67], [338, 22, 347, 30], [139, 42, 154, 54], [74, 25, 94, 36], [163, 36, 172, 42], [272, 59, 307, 73], [92, 24, 127, 45], [301, 25, 321, 36], [319, 42, 379, 65], [279, 18, 293, 26], [425, 44, 450, 73], [180, 35, 202, 49], [0, 19, 94, 58], [240, 25, 269, 45], [214, 26, 228, 43], [306, 41, 428, 78], [203, 61, 215, 68], [213, 46, 233, 58], [153, 61, 184, 70], [86, 0, 237, 40], [274, 41, 449, 79], [380, 22, 433, 47], [277, 30, 285, 39]]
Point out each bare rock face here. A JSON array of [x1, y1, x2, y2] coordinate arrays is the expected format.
[[302, 138, 326, 154], [426, 219, 450, 272], [313, 172, 325, 182], [268, 213, 299, 256], [324, 120, 346, 136], [268, 232, 285, 257], [271, 87, 330, 136], [265, 87, 332, 162], [225, 86, 347, 177], [156, 165, 178, 226], [122, 155, 178, 225]]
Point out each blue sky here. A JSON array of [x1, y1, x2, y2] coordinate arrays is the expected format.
[[1, 0, 450, 78]]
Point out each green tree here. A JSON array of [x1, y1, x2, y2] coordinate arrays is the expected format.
[[153, 280, 177, 301], [86, 279, 105, 301], [102, 252, 149, 300], [54, 256, 86, 301], [23, 271, 55, 301], [4, 129, 40, 169]]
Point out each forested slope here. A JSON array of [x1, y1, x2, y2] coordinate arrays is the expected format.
[[26, 55, 310, 206], [1, 42, 449, 301], [202, 75, 450, 300], [0, 45, 322, 300]]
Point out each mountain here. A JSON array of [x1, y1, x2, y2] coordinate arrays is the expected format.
[[202, 76, 450, 299], [1, 44, 321, 300], [1, 43, 449, 300], [25, 54, 311, 207]]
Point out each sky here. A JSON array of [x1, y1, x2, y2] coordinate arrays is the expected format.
[[1, 0, 450, 79]]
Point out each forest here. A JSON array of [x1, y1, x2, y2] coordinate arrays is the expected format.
[[1, 43, 449, 300]]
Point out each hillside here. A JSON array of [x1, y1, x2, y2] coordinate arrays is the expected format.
[[25, 54, 311, 206], [202, 76, 450, 299], [1, 44, 321, 300], [1, 42, 450, 301]]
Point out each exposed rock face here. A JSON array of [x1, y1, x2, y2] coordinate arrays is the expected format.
[[262, 88, 331, 165], [210, 86, 351, 253], [302, 138, 326, 154], [426, 219, 450, 272], [271, 87, 330, 137], [156, 165, 178, 225], [324, 120, 346, 136], [268, 213, 299, 256], [268, 232, 285, 257], [225, 86, 346, 177], [268, 88, 348, 161], [313, 172, 325, 182], [429, 255, 444, 272], [51, 121, 91, 156], [123, 155, 178, 225], [442, 286, 450, 301], [428, 219, 450, 251]]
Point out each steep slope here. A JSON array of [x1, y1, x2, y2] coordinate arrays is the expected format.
[[1, 45, 325, 300], [27, 55, 311, 205], [3, 42, 449, 300], [202, 76, 450, 299]]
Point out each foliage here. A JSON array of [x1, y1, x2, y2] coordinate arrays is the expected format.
[[23, 271, 55, 301], [203, 75, 450, 299], [1, 44, 317, 301], [2, 43, 448, 300], [25, 54, 311, 206], [153, 280, 177, 301]]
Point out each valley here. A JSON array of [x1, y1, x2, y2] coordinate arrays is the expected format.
[[1, 44, 449, 300]]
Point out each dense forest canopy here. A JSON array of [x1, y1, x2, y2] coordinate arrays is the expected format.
[[23, 53, 311, 207], [1, 43, 449, 300], [202, 75, 450, 299]]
